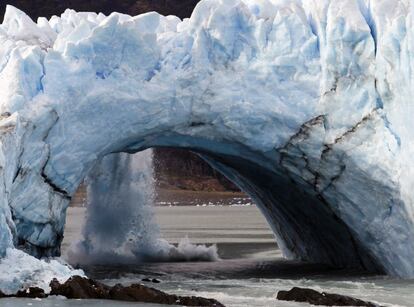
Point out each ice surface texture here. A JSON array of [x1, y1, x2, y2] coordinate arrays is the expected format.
[[0, 248, 84, 294], [0, 0, 413, 279]]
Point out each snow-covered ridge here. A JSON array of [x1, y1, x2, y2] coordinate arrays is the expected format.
[[0, 0, 414, 286]]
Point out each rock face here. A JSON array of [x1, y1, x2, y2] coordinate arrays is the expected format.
[[50, 276, 108, 299], [0, 287, 47, 299], [1, 0, 414, 280], [277, 287, 380, 307], [0, 275, 224, 306], [15, 287, 48, 298], [50, 276, 225, 306], [154, 148, 240, 192]]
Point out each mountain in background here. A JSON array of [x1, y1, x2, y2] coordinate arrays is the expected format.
[[0, 0, 200, 20]]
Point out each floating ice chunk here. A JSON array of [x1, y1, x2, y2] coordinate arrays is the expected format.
[[0, 248, 84, 295]]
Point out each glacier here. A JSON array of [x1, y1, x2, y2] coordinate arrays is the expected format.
[[0, 0, 414, 288]]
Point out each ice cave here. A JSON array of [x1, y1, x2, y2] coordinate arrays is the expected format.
[[1, 0, 414, 292]]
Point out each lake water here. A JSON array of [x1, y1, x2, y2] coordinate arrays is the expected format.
[[5, 204, 414, 307]]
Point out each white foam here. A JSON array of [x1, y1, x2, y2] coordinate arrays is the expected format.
[[67, 151, 219, 265]]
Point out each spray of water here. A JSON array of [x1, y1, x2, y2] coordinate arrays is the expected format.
[[68, 150, 219, 265]]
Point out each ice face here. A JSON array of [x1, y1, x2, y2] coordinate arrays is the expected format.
[[0, 0, 413, 282]]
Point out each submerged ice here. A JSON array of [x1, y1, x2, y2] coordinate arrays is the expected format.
[[0, 0, 414, 290]]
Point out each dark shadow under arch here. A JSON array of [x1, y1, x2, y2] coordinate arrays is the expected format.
[[62, 132, 381, 272]]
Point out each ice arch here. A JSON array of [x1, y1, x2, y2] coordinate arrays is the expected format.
[[1, 0, 414, 278]]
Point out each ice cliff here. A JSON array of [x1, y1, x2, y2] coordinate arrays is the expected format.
[[0, 0, 414, 284]]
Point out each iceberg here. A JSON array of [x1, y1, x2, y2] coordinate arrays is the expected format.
[[0, 0, 414, 287]]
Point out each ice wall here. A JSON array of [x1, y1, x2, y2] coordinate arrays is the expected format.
[[0, 0, 414, 279]]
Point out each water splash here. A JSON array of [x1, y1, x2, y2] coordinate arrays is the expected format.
[[68, 150, 219, 265]]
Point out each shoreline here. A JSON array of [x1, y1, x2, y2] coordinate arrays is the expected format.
[[71, 188, 251, 208]]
